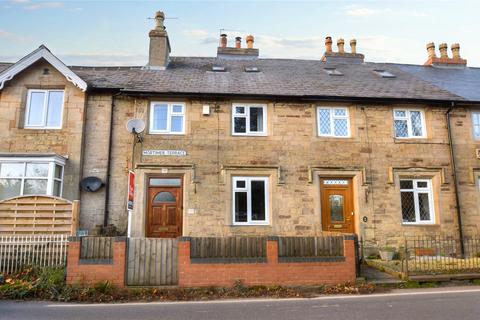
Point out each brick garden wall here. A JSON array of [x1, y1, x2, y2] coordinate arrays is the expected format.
[[66, 237, 126, 288], [178, 237, 357, 287]]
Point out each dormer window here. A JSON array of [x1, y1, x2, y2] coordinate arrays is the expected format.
[[25, 89, 64, 129]]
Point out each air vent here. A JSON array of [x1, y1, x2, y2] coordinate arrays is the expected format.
[[211, 66, 226, 72], [244, 66, 260, 72], [324, 68, 343, 76], [373, 69, 396, 78]]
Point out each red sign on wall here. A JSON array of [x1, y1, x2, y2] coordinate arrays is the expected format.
[[127, 171, 135, 210]]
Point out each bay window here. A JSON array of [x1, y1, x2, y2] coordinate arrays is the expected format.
[[0, 156, 65, 200]]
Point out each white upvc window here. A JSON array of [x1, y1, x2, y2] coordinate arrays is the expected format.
[[232, 176, 269, 225], [317, 107, 350, 137], [393, 109, 426, 138], [400, 179, 435, 224], [0, 156, 65, 200], [149, 102, 185, 134], [25, 89, 64, 129], [232, 103, 267, 136], [471, 112, 480, 139]]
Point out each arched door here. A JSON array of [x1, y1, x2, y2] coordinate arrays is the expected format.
[[146, 177, 183, 238]]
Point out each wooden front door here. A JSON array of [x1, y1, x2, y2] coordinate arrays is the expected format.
[[320, 178, 355, 233], [146, 177, 183, 238]]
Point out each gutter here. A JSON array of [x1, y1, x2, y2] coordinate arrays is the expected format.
[[446, 102, 465, 257], [104, 92, 122, 228]]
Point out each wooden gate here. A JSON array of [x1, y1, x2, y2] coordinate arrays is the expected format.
[[126, 238, 178, 286]]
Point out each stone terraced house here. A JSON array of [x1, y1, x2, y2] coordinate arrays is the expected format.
[[1, 11, 480, 250]]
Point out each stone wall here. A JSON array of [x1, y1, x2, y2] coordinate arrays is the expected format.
[[0, 60, 86, 201], [83, 96, 465, 247]]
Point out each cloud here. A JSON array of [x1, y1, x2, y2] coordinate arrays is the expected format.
[[345, 7, 378, 17], [24, 1, 64, 10], [0, 29, 29, 43], [9, 0, 65, 10]]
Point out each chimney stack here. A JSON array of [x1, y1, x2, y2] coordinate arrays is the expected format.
[[424, 41, 466, 67], [219, 34, 227, 48], [321, 36, 364, 64], [147, 11, 171, 70], [246, 35, 254, 49], [325, 37, 333, 53], [235, 37, 242, 48], [337, 38, 345, 54], [350, 39, 357, 54]]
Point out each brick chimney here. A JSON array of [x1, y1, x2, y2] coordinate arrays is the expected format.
[[147, 11, 171, 70], [217, 34, 259, 60], [321, 36, 364, 64], [424, 42, 466, 67]]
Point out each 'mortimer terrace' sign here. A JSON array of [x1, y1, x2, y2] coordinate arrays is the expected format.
[[142, 150, 187, 156]]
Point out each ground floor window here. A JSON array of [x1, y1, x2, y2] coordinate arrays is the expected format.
[[232, 176, 269, 225], [400, 179, 434, 224], [0, 156, 65, 200]]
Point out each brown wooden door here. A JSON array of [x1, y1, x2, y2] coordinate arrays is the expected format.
[[146, 184, 183, 238], [320, 178, 355, 233]]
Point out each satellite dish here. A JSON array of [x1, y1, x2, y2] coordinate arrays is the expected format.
[[80, 176, 104, 192], [126, 119, 145, 134]]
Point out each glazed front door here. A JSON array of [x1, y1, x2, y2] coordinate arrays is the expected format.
[[320, 178, 355, 233], [146, 177, 183, 238]]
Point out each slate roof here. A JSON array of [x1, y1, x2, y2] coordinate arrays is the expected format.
[[1, 56, 478, 102], [394, 64, 480, 102]]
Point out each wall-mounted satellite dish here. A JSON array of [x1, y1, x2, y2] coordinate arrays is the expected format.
[[80, 176, 104, 192], [126, 119, 145, 134]]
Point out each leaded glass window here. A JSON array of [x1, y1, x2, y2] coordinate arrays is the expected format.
[[400, 179, 434, 224], [393, 109, 426, 138], [317, 107, 350, 137]]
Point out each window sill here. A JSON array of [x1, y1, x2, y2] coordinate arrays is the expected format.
[[231, 133, 268, 137], [148, 132, 185, 135], [21, 127, 63, 131], [402, 223, 439, 227], [231, 223, 271, 227]]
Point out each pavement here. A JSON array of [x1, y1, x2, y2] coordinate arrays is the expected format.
[[2, 286, 480, 320]]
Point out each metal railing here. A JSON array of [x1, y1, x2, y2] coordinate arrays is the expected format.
[[0, 234, 68, 274], [403, 235, 480, 276]]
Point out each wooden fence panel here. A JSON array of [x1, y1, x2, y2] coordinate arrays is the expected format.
[[0, 196, 79, 235], [79, 237, 114, 260], [190, 237, 267, 259], [278, 236, 344, 257], [0, 235, 68, 274], [126, 238, 178, 286]]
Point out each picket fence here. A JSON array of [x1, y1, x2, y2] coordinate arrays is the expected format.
[[0, 235, 68, 274]]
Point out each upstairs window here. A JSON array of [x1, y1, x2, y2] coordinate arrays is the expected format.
[[472, 112, 480, 139], [400, 179, 434, 224], [150, 102, 185, 134], [393, 109, 426, 138], [25, 89, 64, 129], [0, 157, 64, 200], [232, 104, 267, 136], [317, 107, 350, 137], [232, 177, 269, 225]]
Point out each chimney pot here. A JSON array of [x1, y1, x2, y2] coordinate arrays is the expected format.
[[246, 35, 254, 49], [154, 11, 165, 30], [451, 43, 461, 59], [235, 37, 242, 48], [220, 34, 227, 48], [426, 42, 436, 58], [337, 38, 345, 54], [350, 39, 357, 54], [325, 36, 333, 53], [439, 43, 448, 58]]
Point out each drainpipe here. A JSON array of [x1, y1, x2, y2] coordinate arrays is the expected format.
[[104, 92, 121, 227], [446, 102, 465, 257]]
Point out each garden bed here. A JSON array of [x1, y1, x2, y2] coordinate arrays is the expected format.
[[1, 267, 379, 302]]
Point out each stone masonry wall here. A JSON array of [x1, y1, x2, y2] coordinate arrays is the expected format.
[[0, 60, 86, 201], [81, 96, 467, 248]]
